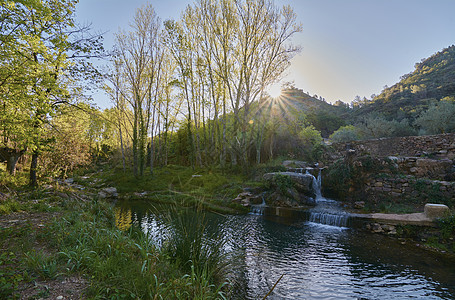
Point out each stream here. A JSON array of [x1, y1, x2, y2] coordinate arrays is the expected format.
[[114, 198, 455, 299]]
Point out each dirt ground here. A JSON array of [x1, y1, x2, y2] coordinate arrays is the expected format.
[[0, 211, 88, 300]]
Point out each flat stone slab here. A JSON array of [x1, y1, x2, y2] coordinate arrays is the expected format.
[[351, 212, 435, 227], [424, 203, 450, 220]]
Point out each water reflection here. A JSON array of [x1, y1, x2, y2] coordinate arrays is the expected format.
[[115, 201, 455, 299], [114, 206, 132, 231]]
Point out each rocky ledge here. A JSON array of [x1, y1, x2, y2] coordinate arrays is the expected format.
[[262, 172, 316, 207]]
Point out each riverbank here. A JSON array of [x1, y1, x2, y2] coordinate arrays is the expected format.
[[1, 163, 454, 298], [0, 174, 232, 299]]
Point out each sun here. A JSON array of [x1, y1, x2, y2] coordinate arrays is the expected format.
[[266, 83, 282, 99]]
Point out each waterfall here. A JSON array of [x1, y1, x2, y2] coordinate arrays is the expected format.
[[309, 211, 349, 227], [307, 168, 349, 228], [308, 168, 322, 200], [250, 195, 266, 216]]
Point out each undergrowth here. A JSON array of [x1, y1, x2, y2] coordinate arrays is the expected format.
[[1, 192, 231, 299]]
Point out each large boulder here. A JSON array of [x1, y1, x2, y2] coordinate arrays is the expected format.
[[98, 187, 118, 199], [264, 172, 314, 194], [263, 172, 316, 207]]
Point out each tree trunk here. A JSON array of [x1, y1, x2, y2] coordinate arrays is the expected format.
[[30, 151, 38, 186], [118, 123, 126, 173], [0, 147, 25, 176]]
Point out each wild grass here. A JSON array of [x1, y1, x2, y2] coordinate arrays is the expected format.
[[86, 164, 250, 214], [43, 198, 230, 299], [162, 205, 229, 288]]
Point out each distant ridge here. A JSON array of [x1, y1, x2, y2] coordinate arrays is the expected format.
[[353, 45, 455, 119]]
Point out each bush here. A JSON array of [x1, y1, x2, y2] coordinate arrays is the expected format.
[[414, 99, 455, 134], [329, 125, 362, 143], [438, 214, 455, 239], [298, 125, 323, 146], [356, 115, 416, 139]]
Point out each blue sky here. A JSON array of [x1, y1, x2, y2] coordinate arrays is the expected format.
[[75, 0, 455, 108]]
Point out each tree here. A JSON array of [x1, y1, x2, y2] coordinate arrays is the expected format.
[[0, 0, 104, 185], [356, 114, 416, 139], [414, 99, 455, 134], [196, 0, 302, 166], [115, 3, 164, 176]]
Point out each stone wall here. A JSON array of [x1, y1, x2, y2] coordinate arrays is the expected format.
[[332, 133, 455, 160], [364, 175, 455, 206], [389, 157, 453, 180]]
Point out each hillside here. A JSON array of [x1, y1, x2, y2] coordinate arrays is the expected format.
[[353, 45, 455, 119], [257, 87, 349, 137]]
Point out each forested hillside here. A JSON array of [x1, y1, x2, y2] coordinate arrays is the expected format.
[[353, 45, 455, 119]]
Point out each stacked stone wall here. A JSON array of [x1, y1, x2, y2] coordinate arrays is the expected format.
[[364, 176, 455, 207], [332, 133, 455, 160], [327, 133, 455, 208]]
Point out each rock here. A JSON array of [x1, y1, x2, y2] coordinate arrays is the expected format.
[[64, 178, 74, 184], [424, 203, 450, 220], [371, 223, 383, 233], [263, 172, 314, 196], [233, 191, 263, 207], [241, 198, 250, 207], [381, 224, 397, 235], [134, 191, 148, 197], [354, 201, 365, 209], [263, 172, 318, 207], [282, 160, 307, 168], [98, 187, 118, 199], [56, 296, 64, 300]]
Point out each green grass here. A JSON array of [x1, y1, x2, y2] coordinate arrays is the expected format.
[[81, 164, 251, 214], [0, 191, 231, 299], [98, 164, 244, 195]]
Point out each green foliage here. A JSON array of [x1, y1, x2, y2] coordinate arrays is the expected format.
[[438, 215, 455, 239], [329, 125, 362, 143], [297, 125, 324, 161], [356, 115, 416, 139], [323, 159, 352, 198], [413, 180, 453, 207], [305, 109, 345, 137], [102, 165, 247, 209], [271, 174, 295, 194], [0, 252, 24, 299], [0, 0, 103, 184], [298, 125, 323, 146], [24, 251, 59, 280], [42, 198, 230, 299], [163, 207, 229, 289], [414, 99, 455, 134]]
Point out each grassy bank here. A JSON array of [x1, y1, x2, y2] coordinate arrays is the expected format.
[[0, 173, 232, 299], [73, 164, 255, 215]]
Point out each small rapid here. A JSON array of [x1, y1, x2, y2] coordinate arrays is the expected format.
[[250, 195, 267, 216], [306, 168, 350, 228]]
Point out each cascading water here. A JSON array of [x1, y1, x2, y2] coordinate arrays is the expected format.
[[307, 169, 350, 228], [250, 194, 267, 216], [307, 168, 322, 200]]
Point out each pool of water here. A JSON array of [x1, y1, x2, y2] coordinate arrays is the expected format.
[[115, 201, 455, 299]]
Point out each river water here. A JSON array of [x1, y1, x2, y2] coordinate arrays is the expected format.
[[115, 201, 455, 299]]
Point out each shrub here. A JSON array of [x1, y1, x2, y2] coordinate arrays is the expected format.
[[438, 214, 455, 239], [414, 99, 455, 134], [329, 125, 362, 142], [356, 115, 416, 139]]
